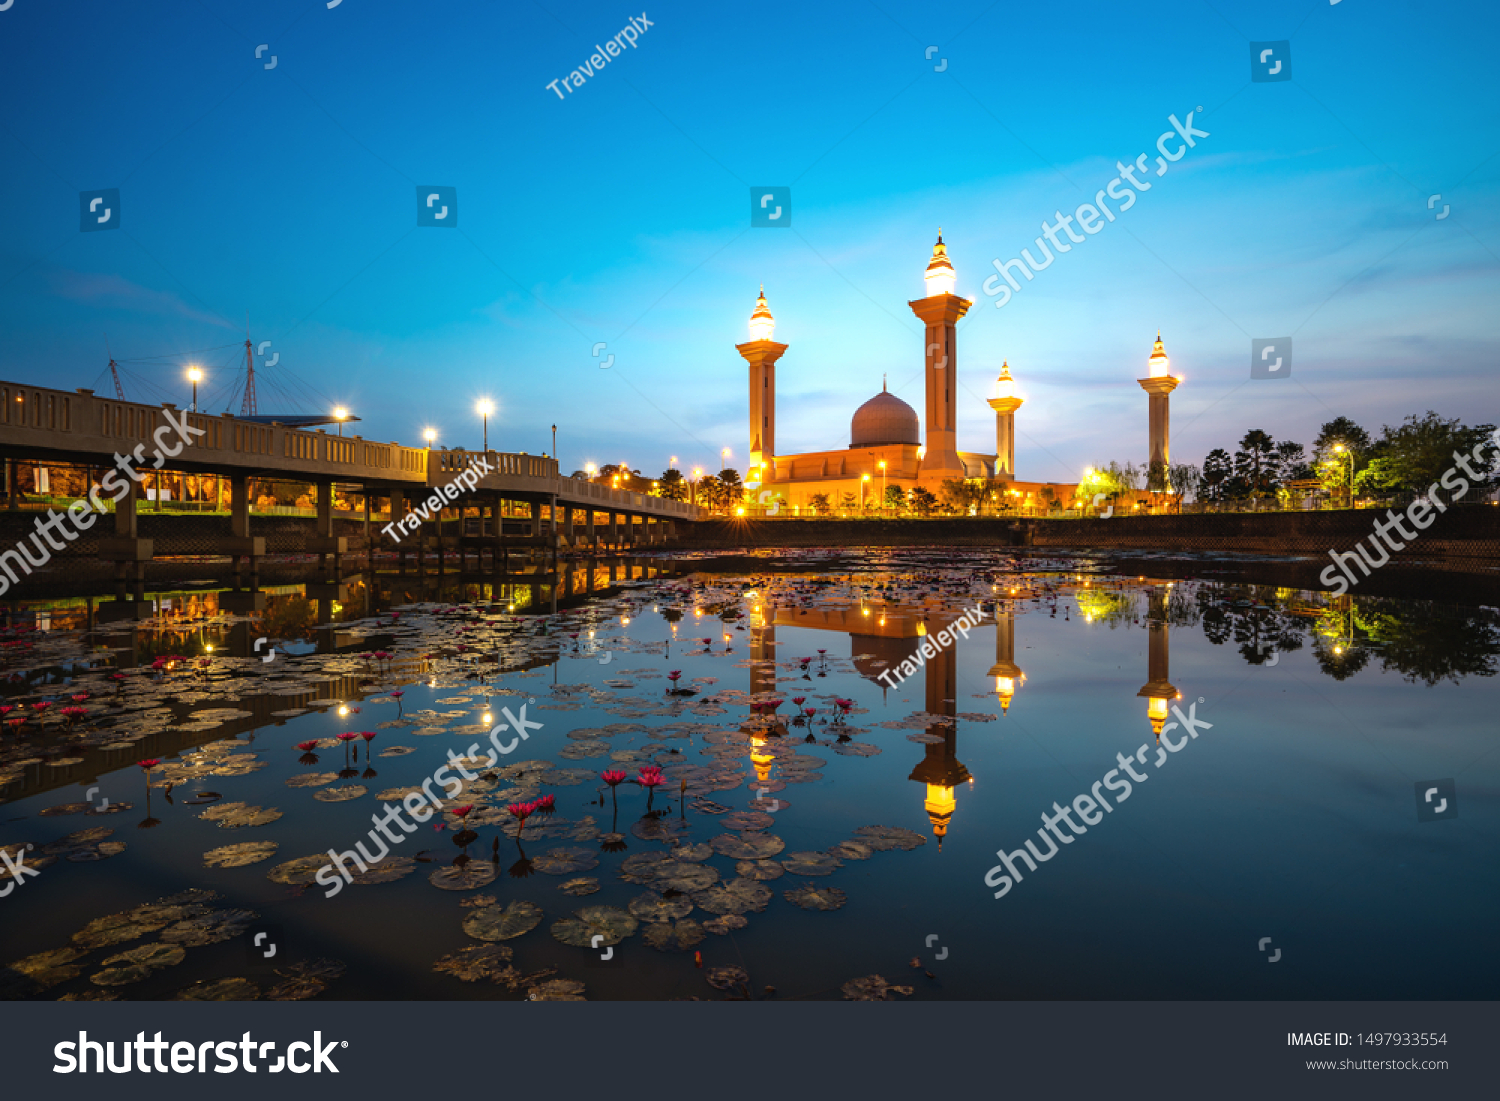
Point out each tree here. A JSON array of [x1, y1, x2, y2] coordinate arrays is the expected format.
[[657, 468, 687, 501], [883, 483, 905, 511], [1235, 430, 1277, 503], [1040, 485, 1061, 511], [1167, 462, 1201, 507], [697, 476, 729, 512], [909, 486, 937, 515], [939, 478, 986, 513], [1275, 441, 1312, 481], [716, 468, 744, 511], [808, 493, 831, 515], [1355, 411, 1498, 501], [839, 490, 857, 512], [1201, 449, 1233, 502], [1314, 416, 1371, 463]]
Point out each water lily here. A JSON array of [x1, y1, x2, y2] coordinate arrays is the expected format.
[[507, 800, 536, 840], [534, 793, 556, 817], [602, 769, 627, 812]]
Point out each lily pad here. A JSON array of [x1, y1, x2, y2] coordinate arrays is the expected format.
[[266, 854, 336, 886], [692, 877, 772, 916], [529, 978, 586, 1001], [265, 958, 346, 1001], [628, 892, 694, 923], [642, 919, 706, 952], [429, 862, 499, 891], [722, 810, 776, 831], [703, 914, 749, 935], [200, 803, 283, 829], [618, 852, 670, 884], [92, 943, 187, 986], [653, 861, 719, 893], [710, 832, 785, 860], [833, 741, 881, 757], [550, 905, 638, 948], [669, 841, 714, 862], [532, 847, 600, 875], [176, 977, 260, 1000], [780, 851, 842, 877], [784, 884, 847, 911], [434, 944, 514, 982], [559, 877, 600, 896], [734, 859, 785, 881], [312, 785, 367, 803], [842, 974, 914, 1000], [631, 815, 691, 842], [350, 856, 417, 885], [462, 899, 544, 942], [204, 841, 279, 868], [706, 965, 749, 991], [827, 840, 874, 861], [8, 948, 85, 990], [285, 772, 338, 788], [853, 825, 927, 852], [160, 908, 258, 946]]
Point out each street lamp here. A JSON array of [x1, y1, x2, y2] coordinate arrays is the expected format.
[[186, 366, 202, 413], [423, 428, 437, 447], [551, 423, 556, 462], [333, 406, 348, 436], [862, 472, 871, 509], [476, 399, 494, 451], [721, 447, 730, 472]]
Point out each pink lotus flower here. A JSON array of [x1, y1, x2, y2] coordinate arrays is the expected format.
[[601, 770, 627, 786], [792, 697, 806, 706], [637, 767, 663, 789], [0, 706, 13, 718], [667, 670, 682, 683], [32, 701, 52, 714], [137, 758, 160, 771], [71, 694, 89, 703], [296, 740, 319, 751], [534, 793, 556, 816], [337, 732, 360, 743], [453, 804, 475, 822], [360, 731, 376, 742]]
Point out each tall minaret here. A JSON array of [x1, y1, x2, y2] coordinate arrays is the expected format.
[[737, 287, 787, 485], [985, 361, 1022, 481], [909, 231, 970, 481], [1137, 332, 1178, 474]]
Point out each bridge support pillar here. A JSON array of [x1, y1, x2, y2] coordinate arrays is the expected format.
[[564, 506, 575, 547], [222, 473, 264, 589], [309, 480, 346, 580], [608, 511, 619, 548], [99, 476, 152, 601], [586, 509, 596, 552], [390, 489, 407, 573]]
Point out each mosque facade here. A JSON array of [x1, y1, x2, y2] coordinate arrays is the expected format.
[[737, 233, 1086, 514]]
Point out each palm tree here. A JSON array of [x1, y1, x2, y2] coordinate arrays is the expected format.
[[657, 469, 688, 501]]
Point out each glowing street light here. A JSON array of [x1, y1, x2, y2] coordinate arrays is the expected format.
[[186, 366, 202, 413], [476, 399, 495, 451], [333, 405, 348, 436], [423, 428, 437, 447]]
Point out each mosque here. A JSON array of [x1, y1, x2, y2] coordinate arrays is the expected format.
[[736, 233, 1181, 514]]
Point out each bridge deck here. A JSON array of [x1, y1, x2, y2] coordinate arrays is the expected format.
[[0, 381, 699, 521]]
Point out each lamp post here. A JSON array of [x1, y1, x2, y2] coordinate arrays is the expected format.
[[878, 460, 887, 511], [334, 406, 348, 436], [186, 366, 202, 413], [476, 399, 494, 451], [862, 473, 871, 510], [424, 428, 436, 447], [551, 423, 556, 462], [691, 467, 702, 506]]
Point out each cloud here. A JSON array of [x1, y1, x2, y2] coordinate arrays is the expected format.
[[46, 268, 234, 329]]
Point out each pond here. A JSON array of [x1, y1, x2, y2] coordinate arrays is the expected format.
[[1, 549, 1496, 1000]]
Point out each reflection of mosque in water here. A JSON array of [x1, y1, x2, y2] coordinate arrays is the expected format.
[[745, 581, 1185, 847]]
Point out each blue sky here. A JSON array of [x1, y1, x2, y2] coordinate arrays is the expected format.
[[1, 0, 1496, 483]]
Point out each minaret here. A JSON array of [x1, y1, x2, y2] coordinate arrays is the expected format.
[[737, 286, 787, 485], [909, 231, 970, 482], [985, 362, 1023, 482], [986, 602, 1025, 713], [908, 615, 970, 850], [1136, 584, 1179, 739], [1137, 332, 1178, 475]]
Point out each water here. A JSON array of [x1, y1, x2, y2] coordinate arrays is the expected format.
[[1, 550, 1496, 1000]]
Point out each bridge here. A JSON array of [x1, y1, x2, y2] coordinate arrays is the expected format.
[[0, 380, 702, 591]]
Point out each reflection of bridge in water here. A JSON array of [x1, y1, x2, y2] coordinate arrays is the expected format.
[[0, 381, 702, 604]]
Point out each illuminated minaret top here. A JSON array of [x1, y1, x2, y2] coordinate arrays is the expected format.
[[1147, 331, 1171, 378], [923, 229, 957, 297], [749, 285, 775, 342]]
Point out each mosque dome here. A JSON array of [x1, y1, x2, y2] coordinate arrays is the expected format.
[[851, 386, 919, 447]]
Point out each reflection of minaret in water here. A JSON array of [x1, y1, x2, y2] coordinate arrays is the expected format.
[[987, 603, 1025, 714], [907, 616, 970, 850], [1136, 584, 1179, 739], [749, 596, 778, 783]]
